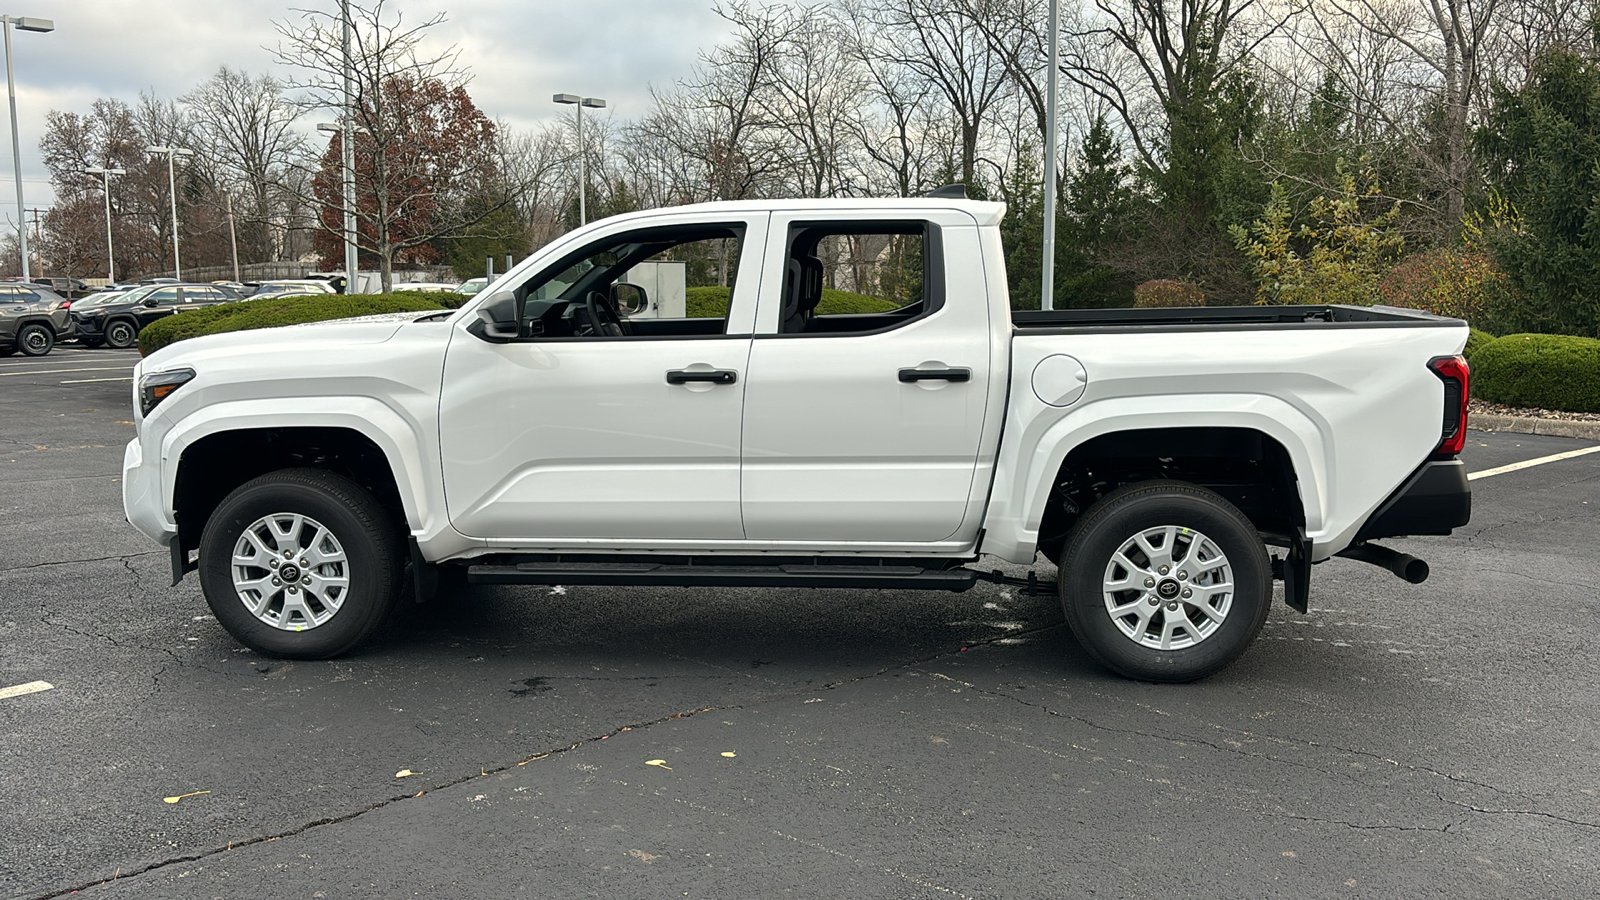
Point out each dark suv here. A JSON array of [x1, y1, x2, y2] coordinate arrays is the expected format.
[[72, 283, 241, 349], [0, 283, 72, 356]]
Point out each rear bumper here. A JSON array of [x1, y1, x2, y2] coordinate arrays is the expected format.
[[1354, 459, 1471, 541]]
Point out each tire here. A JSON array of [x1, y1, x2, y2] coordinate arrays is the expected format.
[[17, 323, 53, 356], [1058, 481, 1271, 683], [198, 468, 404, 659], [103, 318, 139, 349]]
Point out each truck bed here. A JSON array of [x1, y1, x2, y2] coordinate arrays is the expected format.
[[1012, 304, 1460, 333]]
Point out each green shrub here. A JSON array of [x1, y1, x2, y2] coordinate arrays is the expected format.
[[684, 285, 900, 318], [1133, 279, 1204, 308], [1464, 328, 1496, 363], [139, 292, 449, 354], [1472, 333, 1600, 412], [1377, 249, 1511, 329], [393, 288, 468, 309], [685, 286, 731, 318]]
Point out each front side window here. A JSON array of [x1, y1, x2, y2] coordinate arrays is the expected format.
[[147, 288, 180, 306], [516, 223, 745, 339]]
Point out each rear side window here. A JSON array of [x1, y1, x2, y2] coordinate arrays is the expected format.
[[774, 220, 943, 336]]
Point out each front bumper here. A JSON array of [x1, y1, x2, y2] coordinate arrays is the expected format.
[[1354, 458, 1472, 542], [122, 437, 175, 547]]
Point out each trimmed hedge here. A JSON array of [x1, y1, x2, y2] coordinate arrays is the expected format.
[[1472, 333, 1600, 412], [1464, 327, 1496, 363], [1133, 279, 1205, 308], [138, 293, 449, 355], [684, 285, 901, 318]]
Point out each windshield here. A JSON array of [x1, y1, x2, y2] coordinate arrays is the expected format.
[[111, 285, 158, 304]]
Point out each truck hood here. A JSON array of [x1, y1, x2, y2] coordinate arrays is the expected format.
[[141, 311, 444, 369]]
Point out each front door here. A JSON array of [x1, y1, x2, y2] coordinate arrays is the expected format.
[[439, 214, 767, 543]]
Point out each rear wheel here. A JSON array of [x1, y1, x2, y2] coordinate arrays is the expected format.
[[199, 468, 403, 659], [17, 323, 53, 356], [1058, 481, 1271, 683], [103, 318, 138, 349]]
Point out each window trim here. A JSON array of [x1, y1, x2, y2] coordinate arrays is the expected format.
[[757, 219, 946, 340]]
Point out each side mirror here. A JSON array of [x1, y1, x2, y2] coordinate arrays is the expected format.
[[611, 283, 648, 316], [142, 298, 159, 308], [472, 290, 520, 342]]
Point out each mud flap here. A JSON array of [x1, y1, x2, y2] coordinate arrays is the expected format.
[[169, 535, 196, 586], [1276, 529, 1313, 613]]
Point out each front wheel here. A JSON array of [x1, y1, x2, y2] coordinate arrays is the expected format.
[[103, 318, 138, 349], [17, 323, 54, 356], [1058, 481, 1271, 683], [198, 468, 403, 659]]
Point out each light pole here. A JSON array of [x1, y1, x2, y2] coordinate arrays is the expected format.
[[317, 120, 358, 294], [148, 145, 193, 280], [552, 93, 605, 225], [1041, 0, 1059, 311], [2, 14, 53, 280], [84, 166, 125, 282]]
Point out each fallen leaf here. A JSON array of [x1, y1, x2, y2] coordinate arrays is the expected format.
[[720, 751, 737, 758], [163, 790, 210, 804], [645, 759, 673, 770], [395, 769, 419, 778], [628, 849, 660, 863]]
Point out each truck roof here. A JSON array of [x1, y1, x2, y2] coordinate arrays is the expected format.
[[596, 196, 1008, 228]]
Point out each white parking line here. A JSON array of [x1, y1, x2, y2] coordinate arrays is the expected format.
[[0, 680, 54, 700], [0, 365, 134, 377], [60, 377, 134, 384], [1468, 445, 1600, 480]]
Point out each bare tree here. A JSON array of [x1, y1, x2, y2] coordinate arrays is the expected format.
[[277, 0, 500, 290], [183, 67, 306, 263]]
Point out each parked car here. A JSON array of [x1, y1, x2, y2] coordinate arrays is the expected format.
[[30, 276, 91, 299], [454, 277, 488, 297], [393, 282, 459, 293], [244, 279, 338, 299], [72, 283, 241, 349], [123, 192, 1472, 681], [0, 283, 72, 356]]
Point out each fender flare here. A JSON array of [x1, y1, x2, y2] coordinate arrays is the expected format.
[[982, 393, 1329, 562], [160, 396, 443, 537]]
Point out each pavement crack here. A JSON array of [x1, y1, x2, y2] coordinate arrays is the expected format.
[[22, 702, 734, 900], [1434, 793, 1600, 830], [1, 550, 162, 574], [1271, 812, 1455, 833]]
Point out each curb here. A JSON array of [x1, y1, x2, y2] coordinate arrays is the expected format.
[[1470, 413, 1600, 441]]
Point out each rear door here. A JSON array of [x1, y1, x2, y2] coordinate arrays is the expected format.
[[739, 211, 995, 543]]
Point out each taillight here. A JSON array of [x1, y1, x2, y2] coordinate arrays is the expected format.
[[1429, 355, 1469, 456]]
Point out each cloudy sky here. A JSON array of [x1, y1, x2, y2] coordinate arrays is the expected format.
[[4, 0, 744, 213]]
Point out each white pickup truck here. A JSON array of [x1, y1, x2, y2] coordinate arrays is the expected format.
[[122, 193, 1472, 682]]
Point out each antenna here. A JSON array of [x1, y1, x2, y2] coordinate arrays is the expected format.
[[924, 184, 967, 199]]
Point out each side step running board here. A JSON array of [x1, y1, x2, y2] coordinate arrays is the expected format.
[[468, 561, 979, 592]]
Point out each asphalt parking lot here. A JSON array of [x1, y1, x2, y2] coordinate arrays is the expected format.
[[2, 347, 1598, 899]]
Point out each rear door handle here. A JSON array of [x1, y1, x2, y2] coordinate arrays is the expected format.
[[898, 367, 971, 383], [667, 369, 738, 385]]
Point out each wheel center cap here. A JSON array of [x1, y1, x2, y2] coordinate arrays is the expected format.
[[279, 564, 302, 583], [1157, 579, 1181, 600]]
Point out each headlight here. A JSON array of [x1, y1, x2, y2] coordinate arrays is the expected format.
[[140, 368, 195, 415]]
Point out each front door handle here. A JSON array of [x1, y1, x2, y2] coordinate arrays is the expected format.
[[898, 367, 971, 383], [667, 369, 738, 385]]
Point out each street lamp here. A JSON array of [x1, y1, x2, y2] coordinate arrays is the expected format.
[[149, 145, 194, 280], [552, 93, 605, 225], [2, 14, 53, 280], [317, 121, 357, 294], [1041, 0, 1059, 311], [84, 166, 125, 282]]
